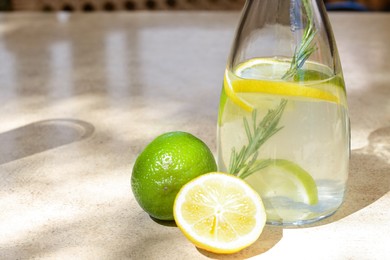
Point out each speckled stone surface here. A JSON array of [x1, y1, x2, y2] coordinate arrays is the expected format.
[[0, 12, 389, 259]]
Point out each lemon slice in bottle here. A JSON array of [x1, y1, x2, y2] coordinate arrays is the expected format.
[[223, 58, 343, 112], [173, 172, 266, 254]]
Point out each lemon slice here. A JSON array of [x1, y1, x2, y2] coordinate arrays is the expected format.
[[245, 159, 318, 205], [173, 172, 266, 254], [224, 72, 340, 112], [224, 75, 254, 112], [223, 58, 343, 112]]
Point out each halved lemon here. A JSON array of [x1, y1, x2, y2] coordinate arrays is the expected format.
[[173, 172, 266, 254]]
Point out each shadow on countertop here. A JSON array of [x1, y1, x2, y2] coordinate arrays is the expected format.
[[197, 225, 282, 259], [309, 125, 390, 227], [0, 119, 94, 165], [1, 123, 387, 259]]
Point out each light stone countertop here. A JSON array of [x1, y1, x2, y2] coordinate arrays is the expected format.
[[0, 11, 389, 259]]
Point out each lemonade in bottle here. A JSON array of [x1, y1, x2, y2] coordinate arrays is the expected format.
[[217, 0, 350, 225]]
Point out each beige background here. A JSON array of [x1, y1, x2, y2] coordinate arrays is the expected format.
[[0, 11, 389, 259]]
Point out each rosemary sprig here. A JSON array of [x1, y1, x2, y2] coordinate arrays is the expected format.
[[228, 99, 287, 178], [227, 2, 316, 178], [283, 0, 317, 80]]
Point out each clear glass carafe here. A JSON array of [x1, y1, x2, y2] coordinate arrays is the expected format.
[[217, 0, 350, 226]]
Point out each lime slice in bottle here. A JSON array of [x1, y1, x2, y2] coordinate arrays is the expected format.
[[245, 159, 318, 205]]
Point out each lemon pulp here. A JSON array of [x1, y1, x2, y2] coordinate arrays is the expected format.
[[174, 172, 266, 254]]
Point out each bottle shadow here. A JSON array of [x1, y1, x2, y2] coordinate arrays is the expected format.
[[310, 125, 390, 226], [0, 119, 94, 165]]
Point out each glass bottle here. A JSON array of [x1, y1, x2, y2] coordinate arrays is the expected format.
[[217, 0, 350, 226]]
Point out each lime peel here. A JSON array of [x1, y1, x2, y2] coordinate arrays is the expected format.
[[247, 159, 319, 205], [131, 131, 217, 221]]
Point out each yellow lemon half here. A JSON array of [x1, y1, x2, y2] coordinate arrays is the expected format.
[[173, 172, 266, 254]]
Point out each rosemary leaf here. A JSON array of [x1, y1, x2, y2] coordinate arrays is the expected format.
[[239, 159, 273, 179], [243, 116, 252, 143], [283, 0, 317, 80], [228, 99, 287, 177], [229, 147, 236, 173]]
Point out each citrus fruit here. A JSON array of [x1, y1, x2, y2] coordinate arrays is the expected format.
[[174, 172, 266, 254], [131, 131, 217, 221], [223, 58, 345, 112], [245, 159, 318, 205]]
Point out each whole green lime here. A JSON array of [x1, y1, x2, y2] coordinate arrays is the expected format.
[[131, 131, 217, 221]]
